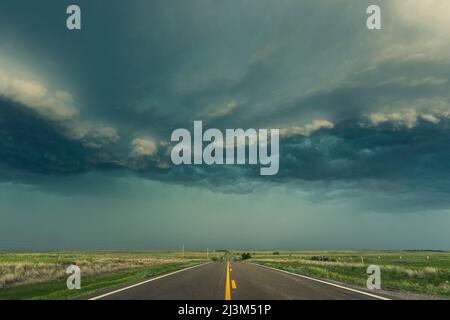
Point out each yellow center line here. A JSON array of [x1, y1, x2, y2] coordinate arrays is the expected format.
[[225, 260, 231, 300]]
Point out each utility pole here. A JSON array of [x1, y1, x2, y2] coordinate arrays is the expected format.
[[207, 248, 209, 259], [182, 244, 184, 259]]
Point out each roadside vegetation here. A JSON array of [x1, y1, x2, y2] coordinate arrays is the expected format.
[[246, 251, 450, 299], [3, 250, 448, 299], [241, 252, 252, 260], [0, 251, 208, 300]]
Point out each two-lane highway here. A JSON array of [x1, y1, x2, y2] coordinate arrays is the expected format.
[[87, 261, 390, 300]]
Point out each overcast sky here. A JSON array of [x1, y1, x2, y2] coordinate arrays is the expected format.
[[1, 0, 450, 250]]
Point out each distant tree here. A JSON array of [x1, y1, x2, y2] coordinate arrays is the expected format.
[[241, 252, 252, 260], [273, 251, 280, 255]]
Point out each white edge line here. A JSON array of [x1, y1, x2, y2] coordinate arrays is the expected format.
[[88, 262, 211, 300], [249, 262, 391, 300]]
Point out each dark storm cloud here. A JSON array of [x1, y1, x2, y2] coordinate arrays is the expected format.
[[279, 119, 450, 184], [0, 96, 123, 182], [2, 59, 450, 201], [1, 0, 450, 205], [0, 97, 88, 176], [3, 1, 450, 252]]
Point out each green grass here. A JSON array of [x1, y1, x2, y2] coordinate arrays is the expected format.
[[0, 261, 201, 300], [0, 251, 208, 264], [0, 251, 211, 300], [3, 250, 449, 299], [244, 250, 450, 299]]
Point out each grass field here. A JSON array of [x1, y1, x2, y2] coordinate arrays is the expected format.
[[0, 251, 208, 300], [1, 250, 449, 299], [244, 250, 450, 299]]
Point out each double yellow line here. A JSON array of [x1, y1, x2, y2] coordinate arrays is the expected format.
[[225, 260, 237, 300], [225, 260, 231, 300]]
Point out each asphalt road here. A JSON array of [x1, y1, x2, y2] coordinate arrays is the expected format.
[[87, 261, 390, 300]]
